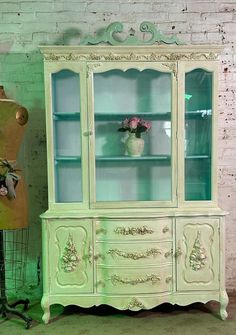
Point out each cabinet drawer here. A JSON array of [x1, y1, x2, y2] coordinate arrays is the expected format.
[[95, 241, 173, 266], [95, 218, 172, 241], [96, 266, 172, 294]]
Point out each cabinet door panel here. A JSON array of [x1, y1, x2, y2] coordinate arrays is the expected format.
[[176, 218, 219, 291], [87, 62, 177, 207], [48, 220, 93, 294]]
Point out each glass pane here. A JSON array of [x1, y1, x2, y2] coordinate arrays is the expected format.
[[52, 70, 82, 202], [185, 69, 212, 201], [55, 161, 82, 203], [94, 69, 172, 202]]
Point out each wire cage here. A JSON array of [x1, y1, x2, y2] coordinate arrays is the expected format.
[[0, 228, 29, 294]]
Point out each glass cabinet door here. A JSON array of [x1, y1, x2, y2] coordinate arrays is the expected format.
[[184, 68, 212, 201], [92, 67, 175, 204], [52, 69, 83, 203]]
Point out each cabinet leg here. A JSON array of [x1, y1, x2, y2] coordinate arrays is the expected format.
[[220, 290, 229, 320], [41, 295, 50, 324]]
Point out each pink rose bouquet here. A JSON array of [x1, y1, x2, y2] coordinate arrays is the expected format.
[[118, 116, 151, 138]]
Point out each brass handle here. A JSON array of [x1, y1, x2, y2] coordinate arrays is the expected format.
[[164, 249, 173, 258], [83, 130, 93, 136], [165, 276, 172, 283], [96, 280, 105, 287], [162, 226, 170, 233], [96, 227, 107, 235], [175, 247, 182, 258], [94, 253, 104, 261]]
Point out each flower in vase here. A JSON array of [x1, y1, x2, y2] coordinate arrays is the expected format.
[[0, 186, 8, 196], [118, 116, 151, 138]]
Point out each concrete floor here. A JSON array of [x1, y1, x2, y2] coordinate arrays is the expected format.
[[0, 295, 235, 335]]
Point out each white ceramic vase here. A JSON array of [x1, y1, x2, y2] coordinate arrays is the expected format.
[[126, 133, 144, 157]]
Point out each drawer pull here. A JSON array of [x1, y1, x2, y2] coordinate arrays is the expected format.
[[96, 227, 107, 235], [83, 130, 93, 136], [165, 276, 172, 283], [110, 274, 161, 286], [162, 226, 170, 233], [96, 280, 105, 287], [94, 253, 104, 261], [114, 226, 154, 236], [175, 247, 182, 258], [107, 248, 162, 260], [164, 249, 173, 258]]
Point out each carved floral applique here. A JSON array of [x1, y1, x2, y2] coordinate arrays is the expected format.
[[61, 234, 80, 273], [189, 231, 207, 271]]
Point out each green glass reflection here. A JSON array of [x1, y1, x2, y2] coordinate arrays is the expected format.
[[185, 69, 212, 201]]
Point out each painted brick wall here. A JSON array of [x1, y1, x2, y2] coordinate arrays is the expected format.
[[0, 0, 235, 296]]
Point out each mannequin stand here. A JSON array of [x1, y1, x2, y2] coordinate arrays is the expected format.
[[0, 230, 32, 329]]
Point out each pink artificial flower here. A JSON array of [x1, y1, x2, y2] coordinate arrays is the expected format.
[[122, 118, 129, 128], [140, 119, 151, 130], [129, 117, 140, 130], [0, 186, 8, 196]]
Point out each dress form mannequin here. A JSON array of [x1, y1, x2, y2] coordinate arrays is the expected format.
[[0, 86, 31, 329], [0, 86, 29, 229]]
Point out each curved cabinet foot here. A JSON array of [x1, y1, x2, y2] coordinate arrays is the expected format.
[[41, 295, 50, 324], [220, 291, 229, 320]]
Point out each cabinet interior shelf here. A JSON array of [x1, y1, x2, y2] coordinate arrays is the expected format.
[[53, 112, 80, 120], [95, 112, 171, 121], [54, 155, 210, 162], [185, 155, 210, 159], [96, 155, 171, 161], [55, 156, 81, 162], [52, 111, 210, 122]]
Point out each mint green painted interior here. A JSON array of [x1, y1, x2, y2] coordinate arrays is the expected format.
[[94, 69, 172, 202], [52, 70, 82, 203], [185, 69, 212, 201]]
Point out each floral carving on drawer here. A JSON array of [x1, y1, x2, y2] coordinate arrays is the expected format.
[[107, 248, 162, 260], [110, 274, 161, 286], [114, 225, 154, 236], [61, 234, 80, 272], [189, 231, 207, 271]]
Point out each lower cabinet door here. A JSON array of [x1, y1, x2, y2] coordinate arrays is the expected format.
[[47, 219, 93, 294], [176, 217, 220, 291]]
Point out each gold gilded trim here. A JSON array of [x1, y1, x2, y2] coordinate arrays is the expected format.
[[43, 52, 218, 62], [110, 274, 161, 286], [114, 226, 154, 235], [127, 298, 145, 309], [107, 248, 161, 260]]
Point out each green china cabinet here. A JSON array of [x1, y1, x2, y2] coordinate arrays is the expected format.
[[40, 23, 228, 324]]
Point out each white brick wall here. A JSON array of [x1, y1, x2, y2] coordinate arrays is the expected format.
[[0, 0, 235, 294]]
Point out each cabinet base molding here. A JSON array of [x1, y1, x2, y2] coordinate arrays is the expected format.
[[41, 291, 228, 324]]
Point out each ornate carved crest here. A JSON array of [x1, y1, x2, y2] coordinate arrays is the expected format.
[[80, 22, 185, 46]]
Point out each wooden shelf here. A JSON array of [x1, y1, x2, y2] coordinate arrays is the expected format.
[[53, 112, 80, 120], [185, 155, 210, 159], [55, 156, 81, 162], [95, 112, 171, 121], [96, 155, 171, 161]]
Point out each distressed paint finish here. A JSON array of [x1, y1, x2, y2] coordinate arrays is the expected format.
[[40, 43, 229, 324]]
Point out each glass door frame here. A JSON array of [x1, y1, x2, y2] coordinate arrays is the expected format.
[[178, 61, 219, 208], [87, 61, 178, 209], [45, 62, 89, 211]]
